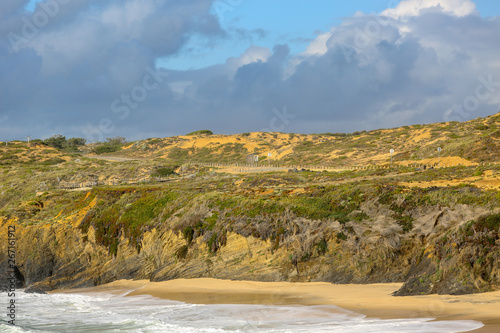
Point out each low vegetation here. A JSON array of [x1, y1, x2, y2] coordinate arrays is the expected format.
[[1, 113, 499, 294], [186, 130, 213, 136], [43, 134, 86, 151], [91, 137, 128, 155]]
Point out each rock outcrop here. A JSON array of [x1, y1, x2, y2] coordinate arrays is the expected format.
[[1, 187, 499, 296]]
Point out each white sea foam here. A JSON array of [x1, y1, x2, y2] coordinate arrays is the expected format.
[[0, 290, 484, 332]]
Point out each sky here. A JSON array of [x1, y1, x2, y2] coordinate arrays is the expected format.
[[1, 0, 500, 141]]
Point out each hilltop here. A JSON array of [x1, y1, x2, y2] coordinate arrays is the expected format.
[[2, 112, 499, 170], [84, 112, 500, 167]]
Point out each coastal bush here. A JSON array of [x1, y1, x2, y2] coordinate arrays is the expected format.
[[395, 214, 415, 233], [91, 137, 127, 154], [204, 212, 219, 230], [176, 245, 189, 259], [147, 138, 162, 145], [151, 167, 176, 177], [92, 144, 120, 154], [207, 232, 219, 254], [43, 135, 86, 151], [186, 130, 213, 136], [40, 157, 65, 165], [476, 213, 500, 231], [109, 239, 119, 257], [66, 137, 86, 146], [463, 213, 500, 236], [182, 226, 195, 244], [43, 134, 66, 149], [316, 238, 328, 255], [336, 232, 347, 242], [105, 137, 127, 145]]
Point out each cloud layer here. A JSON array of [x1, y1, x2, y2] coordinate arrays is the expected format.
[[1, 0, 499, 140]]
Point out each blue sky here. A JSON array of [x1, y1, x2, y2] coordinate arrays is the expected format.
[[167, 0, 500, 69], [3, 0, 500, 140], [164, 1, 382, 70], [25, 0, 500, 71]]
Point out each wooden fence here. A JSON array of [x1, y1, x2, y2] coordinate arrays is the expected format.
[[57, 161, 499, 190], [58, 175, 178, 190]]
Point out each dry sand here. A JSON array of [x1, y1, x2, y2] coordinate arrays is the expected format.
[[54, 278, 500, 332]]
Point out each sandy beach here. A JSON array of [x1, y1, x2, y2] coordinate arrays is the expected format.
[[53, 278, 500, 332]]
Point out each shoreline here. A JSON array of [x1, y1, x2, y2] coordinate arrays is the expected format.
[[53, 278, 500, 332]]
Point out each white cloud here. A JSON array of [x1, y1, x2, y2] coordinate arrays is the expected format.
[[100, 0, 155, 29], [225, 45, 271, 76], [382, 0, 476, 18], [302, 30, 333, 57]]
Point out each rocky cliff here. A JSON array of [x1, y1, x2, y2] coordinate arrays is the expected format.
[[1, 178, 499, 296]]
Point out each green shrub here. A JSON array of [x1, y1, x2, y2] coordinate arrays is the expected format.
[[44, 134, 66, 149], [66, 137, 86, 147], [316, 238, 328, 255], [147, 139, 162, 145], [205, 212, 219, 230], [473, 213, 500, 233], [207, 232, 219, 253], [396, 215, 414, 233], [186, 130, 213, 136], [152, 167, 176, 177], [43, 135, 86, 150], [336, 232, 347, 242], [176, 245, 189, 259], [40, 157, 65, 165], [93, 145, 120, 154], [109, 239, 119, 257], [182, 226, 195, 244], [351, 211, 369, 222], [106, 137, 127, 145]]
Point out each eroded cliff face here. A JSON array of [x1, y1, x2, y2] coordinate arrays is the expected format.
[[1, 189, 499, 295]]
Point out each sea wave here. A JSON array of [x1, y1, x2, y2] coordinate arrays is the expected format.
[[0, 290, 483, 332]]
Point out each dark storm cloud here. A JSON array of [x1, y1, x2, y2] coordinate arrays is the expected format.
[[0, 0, 221, 140], [1, 0, 499, 140]]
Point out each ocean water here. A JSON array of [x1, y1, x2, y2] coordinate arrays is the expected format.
[[0, 290, 483, 333]]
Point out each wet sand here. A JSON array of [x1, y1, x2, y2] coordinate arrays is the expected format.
[[54, 278, 500, 332]]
